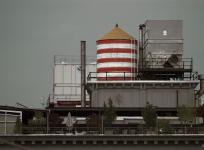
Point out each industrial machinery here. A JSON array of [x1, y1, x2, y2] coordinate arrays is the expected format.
[[48, 55, 96, 108], [48, 20, 200, 118], [86, 20, 199, 113], [139, 20, 192, 80]]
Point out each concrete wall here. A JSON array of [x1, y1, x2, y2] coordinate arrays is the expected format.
[[1, 144, 203, 150], [1, 135, 204, 150]]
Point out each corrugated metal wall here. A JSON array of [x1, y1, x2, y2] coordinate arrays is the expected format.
[[54, 63, 96, 101], [92, 88, 194, 108], [144, 20, 183, 66]]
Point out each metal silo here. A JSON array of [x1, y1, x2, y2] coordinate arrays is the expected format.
[[96, 24, 137, 80]]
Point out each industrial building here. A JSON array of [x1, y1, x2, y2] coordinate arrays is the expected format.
[[47, 20, 202, 122], [1, 20, 204, 150], [46, 20, 203, 128], [87, 20, 198, 110]]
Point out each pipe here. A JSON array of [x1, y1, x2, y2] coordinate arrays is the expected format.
[[81, 41, 86, 107], [198, 74, 204, 98], [139, 24, 144, 50], [139, 24, 145, 69]]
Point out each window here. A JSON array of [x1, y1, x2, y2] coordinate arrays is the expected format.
[[163, 30, 167, 36]]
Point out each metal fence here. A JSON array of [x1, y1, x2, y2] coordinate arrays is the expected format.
[[87, 71, 198, 81], [54, 55, 96, 65], [140, 58, 192, 70], [87, 72, 137, 81], [8, 126, 204, 135]]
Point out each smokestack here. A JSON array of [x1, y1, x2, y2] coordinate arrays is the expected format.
[[81, 41, 86, 107], [139, 24, 145, 69]]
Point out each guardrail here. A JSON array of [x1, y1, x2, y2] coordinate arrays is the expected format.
[[87, 71, 198, 81], [87, 72, 136, 81], [9, 126, 204, 135]]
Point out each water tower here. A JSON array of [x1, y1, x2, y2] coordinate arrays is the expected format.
[[96, 24, 137, 80]]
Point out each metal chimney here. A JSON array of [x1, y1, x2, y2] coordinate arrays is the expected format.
[[139, 24, 145, 69], [81, 41, 86, 107]]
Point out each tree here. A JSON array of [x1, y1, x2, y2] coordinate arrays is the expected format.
[[14, 116, 22, 134], [158, 120, 172, 134], [196, 104, 204, 124], [27, 111, 46, 134], [177, 105, 195, 125], [142, 102, 157, 127], [28, 112, 46, 127], [103, 97, 116, 127]]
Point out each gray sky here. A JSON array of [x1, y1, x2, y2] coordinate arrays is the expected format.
[[0, 0, 204, 108]]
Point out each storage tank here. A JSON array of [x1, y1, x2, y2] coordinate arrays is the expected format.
[[96, 24, 137, 80]]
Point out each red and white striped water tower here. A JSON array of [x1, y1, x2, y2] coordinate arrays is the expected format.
[[96, 24, 137, 80]]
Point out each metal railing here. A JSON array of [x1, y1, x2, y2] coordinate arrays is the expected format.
[[140, 58, 192, 70], [87, 71, 198, 81], [87, 72, 136, 81], [54, 55, 96, 65], [48, 94, 90, 103], [9, 126, 204, 135], [48, 94, 91, 108]]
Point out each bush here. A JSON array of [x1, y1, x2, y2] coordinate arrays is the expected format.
[[14, 116, 22, 134], [103, 98, 116, 127], [27, 112, 46, 134], [142, 102, 157, 128], [158, 120, 172, 134]]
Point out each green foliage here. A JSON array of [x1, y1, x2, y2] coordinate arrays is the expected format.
[[28, 112, 46, 127], [177, 105, 195, 125], [25, 112, 46, 134], [103, 97, 116, 127], [142, 102, 157, 127], [14, 116, 22, 134], [158, 120, 172, 134], [196, 104, 204, 124]]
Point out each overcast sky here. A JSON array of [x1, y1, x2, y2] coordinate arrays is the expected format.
[[0, 0, 204, 108]]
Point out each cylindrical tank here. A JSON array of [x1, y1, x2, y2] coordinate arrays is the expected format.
[[96, 24, 137, 80]]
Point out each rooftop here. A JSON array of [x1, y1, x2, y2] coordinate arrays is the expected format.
[[98, 24, 134, 40]]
